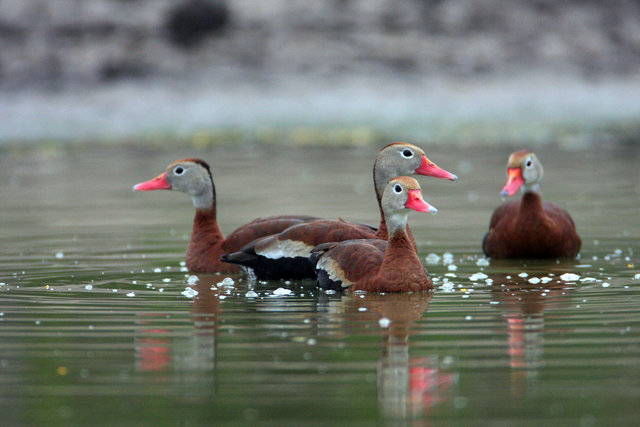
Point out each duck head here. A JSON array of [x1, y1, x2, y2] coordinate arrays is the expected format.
[[133, 158, 215, 210], [501, 150, 543, 198], [374, 142, 457, 200], [382, 176, 437, 235]]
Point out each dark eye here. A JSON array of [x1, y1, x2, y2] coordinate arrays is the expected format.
[[174, 166, 185, 175], [393, 184, 403, 194], [402, 149, 413, 159], [525, 159, 532, 168]]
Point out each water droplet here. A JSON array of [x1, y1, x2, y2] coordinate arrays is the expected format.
[[272, 288, 292, 296], [378, 317, 391, 328], [181, 287, 198, 298]]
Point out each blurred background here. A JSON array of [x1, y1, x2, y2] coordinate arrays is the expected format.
[[1, 0, 640, 146]]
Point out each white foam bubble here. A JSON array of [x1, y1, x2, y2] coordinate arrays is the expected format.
[[272, 287, 292, 296], [181, 287, 198, 298], [378, 317, 391, 328], [425, 253, 441, 264], [469, 273, 488, 281], [217, 277, 235, 287], [439, 282, 455, 292]]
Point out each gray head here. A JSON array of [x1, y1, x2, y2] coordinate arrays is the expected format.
[[373, 142, 458, 201], [381, 176, 437, 235], [501, 150, 544, 198], [133, 158, 215, 210]]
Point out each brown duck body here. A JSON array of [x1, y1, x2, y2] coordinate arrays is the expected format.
[[311, 177, 435, 293], [221, 143, 456, 280], [187, 209, 318, 273], [323, 232, 431, 292], [134, 157, 319, 274], [483, 192, 581, 259], [220, 218, 379, 279]]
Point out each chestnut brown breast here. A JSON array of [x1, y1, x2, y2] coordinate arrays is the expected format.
[[311, 177, 435, 293], [483, 192, 581, 259]]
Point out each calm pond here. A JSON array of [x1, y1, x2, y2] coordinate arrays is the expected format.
[[1, 143, 639, 426]]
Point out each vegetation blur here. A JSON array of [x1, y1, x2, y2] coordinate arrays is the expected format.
[[1, 0, 639, 145]]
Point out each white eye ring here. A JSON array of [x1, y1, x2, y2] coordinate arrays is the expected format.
[[174, 166, 185, 175], [401, 149, 414, 159], [393, 184, 403, 194], [525, 159, 533, 168]]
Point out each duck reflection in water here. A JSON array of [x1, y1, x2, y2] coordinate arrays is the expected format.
[[488, 268, 576, 396], [135, 274, 222, 377], [334, 292, 458, 420]]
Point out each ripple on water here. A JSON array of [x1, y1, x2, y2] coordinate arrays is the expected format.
[[1, 146, 639, 425]]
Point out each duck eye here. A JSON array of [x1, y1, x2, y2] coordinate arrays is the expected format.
[[402, 149, 414, 159], [393, 184, 403, 194], [525, 159, 532, 168], [174, 166, 185, 175]]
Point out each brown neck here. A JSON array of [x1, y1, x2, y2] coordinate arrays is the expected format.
[[380, 229, 419, 268], [376, 210, 388, 239], [376, 217, 417, 249], [185, 207, 228, 273], [367, 228, 429, 292], [373, 161, 387, 239], [518, 192, 545, 222]]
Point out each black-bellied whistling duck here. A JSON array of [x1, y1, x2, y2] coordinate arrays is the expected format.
[[482, 150, 581, 259], [133, 158, 319, 273], [310, 177, 436, 292], [221, 143, 457, 280]]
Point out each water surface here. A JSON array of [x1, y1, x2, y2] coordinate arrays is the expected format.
[[1, 144, 639, 426]]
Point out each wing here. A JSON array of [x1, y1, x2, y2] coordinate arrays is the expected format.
[[488, 200, 519, 230], [543, 201, 582, 256], [313, 239, 386, 291], [269, 220, 378, 257], [483, 200, 519, 257], [223, 215, 320, 253], [221, 219, 377, 280]]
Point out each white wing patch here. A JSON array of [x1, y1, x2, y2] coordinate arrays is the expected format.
[[256, 237, 314, 260], [253, 236, 283, 259], [316, 255, 355, 288]]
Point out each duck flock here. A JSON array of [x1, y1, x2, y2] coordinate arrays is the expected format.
[[134, 143, 581, 293]]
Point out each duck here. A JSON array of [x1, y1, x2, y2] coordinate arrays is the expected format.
[[220, 143, 457, 280], [482, 150, 581, 259], [133, 158, 319, 273], [310, 176, 436, 292]]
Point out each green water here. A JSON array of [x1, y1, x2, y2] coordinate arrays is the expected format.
[[1, 143, 639, 426]]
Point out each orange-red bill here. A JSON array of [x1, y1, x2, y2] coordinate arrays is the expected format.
[[501, 168, 523, 197], [405, 189, 437, 214], [415, 156, 458, 181], [133, 173, 172, 191]]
